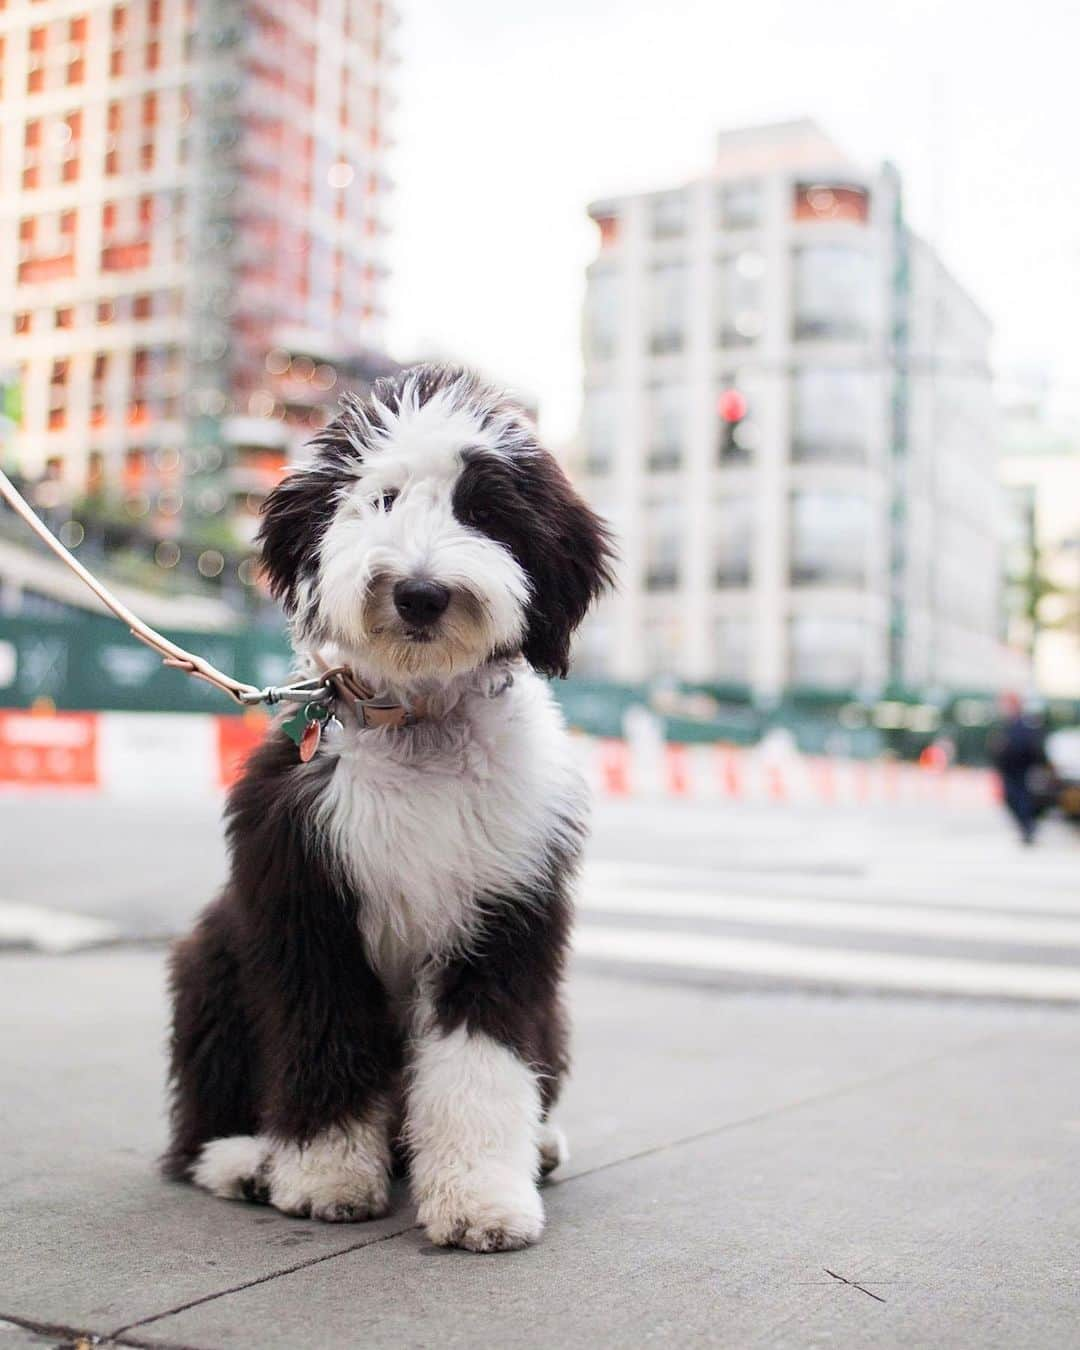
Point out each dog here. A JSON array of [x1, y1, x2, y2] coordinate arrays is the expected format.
[[163, 365, 613, 1252]]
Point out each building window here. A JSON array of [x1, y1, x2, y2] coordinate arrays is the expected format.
[[648, 262, 685, 355], [651, 192, 686, 239], [133, 293, 152, 319], [794, 183, 870, 224], [789, 615, 865, 688], [793, 245, 872, 341], [646, 383, 685, 471], [792, 368, 873, 463], [717, 251, 764, 346], [644, 496, 682, 591], [641, 613, 682, 677], [14, 312, 32, 335], [790, 491, 870, 586], [712, 617, 751, 682], [583, 387, 618, 475], [718, 180, 761, 231], [55, 307, 74, 329], [585, 267, 619, 361], [594, 211, 619, 250], [713, 495, 753, 586]]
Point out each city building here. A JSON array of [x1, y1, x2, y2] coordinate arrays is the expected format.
[[574, 119, 1003, 699], [1000, 388, 1080, 698], [0, 0, 396, 577]]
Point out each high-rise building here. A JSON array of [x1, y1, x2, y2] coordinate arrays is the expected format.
[[0, 0, 395, 552], [575, 120, 1002, 698], [1000, 389, 1080, 698]]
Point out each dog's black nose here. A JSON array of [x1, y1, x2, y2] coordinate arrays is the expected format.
[[393, 579, 451, 627]]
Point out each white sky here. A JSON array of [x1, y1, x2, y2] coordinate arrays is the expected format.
[[385, 0, 1080, 444]]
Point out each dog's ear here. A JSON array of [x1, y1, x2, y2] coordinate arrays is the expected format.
[[513, 453, 616, 679], [257, 463, 343, 613]]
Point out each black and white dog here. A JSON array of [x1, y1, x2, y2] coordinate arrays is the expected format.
[[164, 365, 613, 1252]]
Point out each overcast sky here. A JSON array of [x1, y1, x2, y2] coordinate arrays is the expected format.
[[385, 0, 1080, 443]]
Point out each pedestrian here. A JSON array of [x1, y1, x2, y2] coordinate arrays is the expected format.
[[988, 693, 1049, 845]]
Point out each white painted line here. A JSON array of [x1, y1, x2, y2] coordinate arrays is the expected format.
[[581, 861, 1080, 916], [0, 903, 120, 954], [573, 925, 1080, 1002], [579, 885, 1080, 948]]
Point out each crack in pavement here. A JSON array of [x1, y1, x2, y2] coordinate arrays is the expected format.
[[824, 1268, 888, 1303]]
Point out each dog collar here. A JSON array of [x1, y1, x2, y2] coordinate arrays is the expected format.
[[318, 664, 428, 731], [284, 659, 517, 760]]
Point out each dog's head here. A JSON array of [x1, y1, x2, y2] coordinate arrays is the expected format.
[[258, 365, 615, 686]]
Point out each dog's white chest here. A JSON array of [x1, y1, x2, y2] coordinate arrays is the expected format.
[[314, 675, 584, 984]]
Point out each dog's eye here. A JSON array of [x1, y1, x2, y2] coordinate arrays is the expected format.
[[376, 490, 398, 512]]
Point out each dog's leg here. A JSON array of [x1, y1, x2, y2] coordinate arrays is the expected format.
[[265, 1096, 397, 1222], [163, 901, 258, 1181], [407, 1006, 545, 1253], [191, 1096, 396, 1222], [405, 888, 572, 1253], [538, 1120, 569, 1177], [182, 734, 404, 1222]]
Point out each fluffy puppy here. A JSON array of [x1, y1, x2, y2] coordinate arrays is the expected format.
[[164, 365, 613, 1252]]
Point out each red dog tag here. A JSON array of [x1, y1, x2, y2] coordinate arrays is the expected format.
[[299, 718, 322, 762]]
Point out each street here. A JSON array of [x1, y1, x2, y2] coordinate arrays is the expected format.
[[3, 789, 1080, 1347], [3, 790, 1079, 1001]]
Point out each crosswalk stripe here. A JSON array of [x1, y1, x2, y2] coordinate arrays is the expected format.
[[581, 862, 1080, 916], [573, 925, 1080, 1002], [579, 885, 1080, 947], [0, 902, 119, 954]]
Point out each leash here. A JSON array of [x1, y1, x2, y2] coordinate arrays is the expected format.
[[0, 467, 513, 754], [0, 466, 334, 712]]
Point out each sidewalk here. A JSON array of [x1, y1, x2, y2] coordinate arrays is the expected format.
[[2, 949, 1079, 1349]]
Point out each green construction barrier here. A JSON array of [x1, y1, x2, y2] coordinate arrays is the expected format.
[[0, 612, 292, 714]]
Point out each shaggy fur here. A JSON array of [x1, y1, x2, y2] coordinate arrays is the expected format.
[[164, 365, 613, 1252]]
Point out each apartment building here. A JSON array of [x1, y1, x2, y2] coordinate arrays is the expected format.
[[0, 0, 395, 554], [575, 119, 1002, 698]]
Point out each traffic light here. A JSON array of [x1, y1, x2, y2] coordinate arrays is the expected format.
[[717, 387, 748, 461]]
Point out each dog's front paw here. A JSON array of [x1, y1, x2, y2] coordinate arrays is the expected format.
[[267, 1138, 391, 1222], [419, 1169, 544, 1253]]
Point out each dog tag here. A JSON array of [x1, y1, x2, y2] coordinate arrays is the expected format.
[[299, 718, 322, 762], [283, 700, 330, 760]]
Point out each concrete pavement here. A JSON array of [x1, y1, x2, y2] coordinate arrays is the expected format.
[[3, 947, 1080, 1348]]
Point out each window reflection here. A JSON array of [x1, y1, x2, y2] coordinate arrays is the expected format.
[[792, 368, 872, 463], [644, 495, 681, 590], [713, 617, 751, 681], [718, 180, 761, 231], [789, 616, 865, 687], [793, 245, 871, 341], [713, 495, 753, 585], [647, 382, 684, 471], [651, 192, 686, 239], [583, 388, 618, 474], [790, 490, 870, 585], [793, 183, 870, 224], [649, 262, 685, 354], [585, 266, 619, 361], [717, 251, 764, 347]]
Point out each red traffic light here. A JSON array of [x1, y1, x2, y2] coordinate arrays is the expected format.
[[717, 389, 747, 424]]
